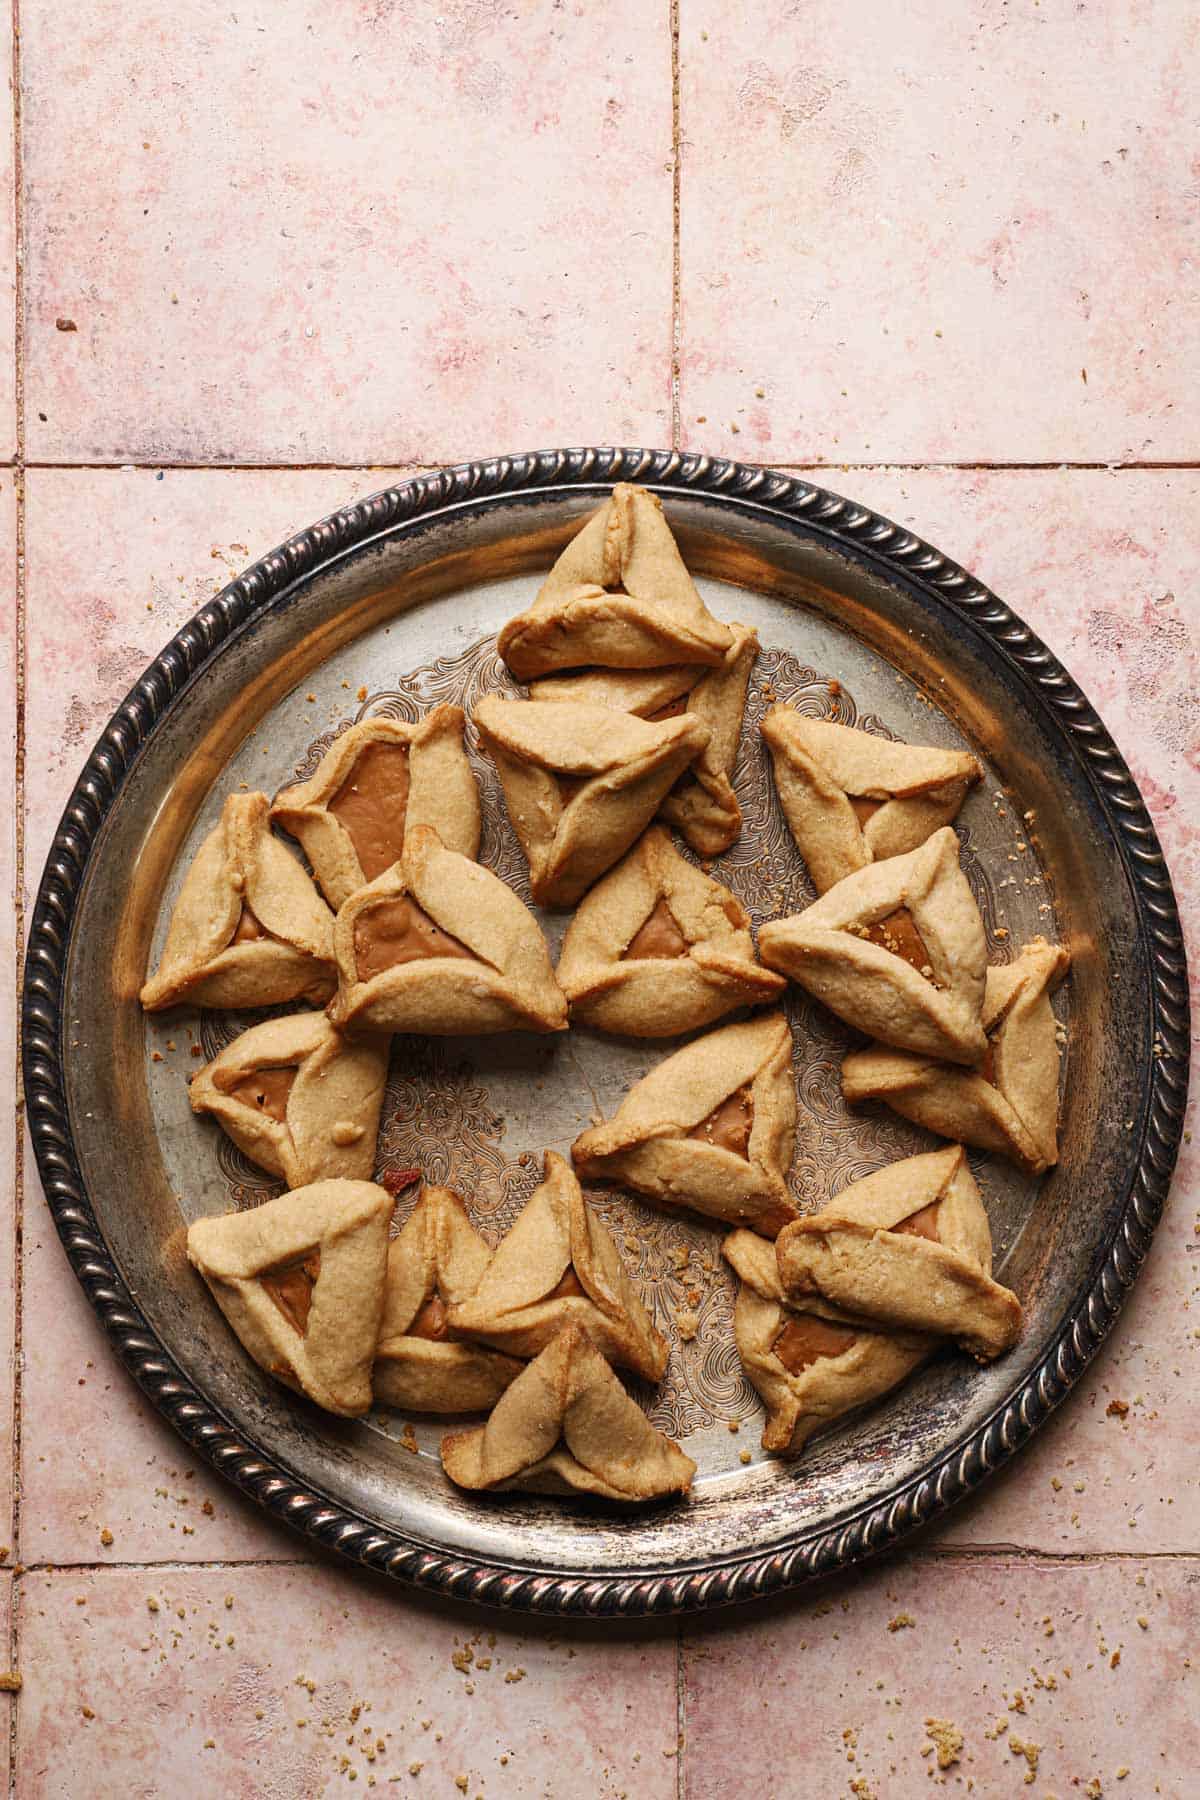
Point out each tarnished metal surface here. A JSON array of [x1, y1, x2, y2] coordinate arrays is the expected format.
[[23, 450, 1189, 1613]]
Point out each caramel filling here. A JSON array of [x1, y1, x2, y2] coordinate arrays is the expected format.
[[232, 905, 267, 944], [689, 1084, 754, 1158], [261, 1250, 321, 1336], [773, 1314, 859, 1374], [223, 1065, 296, 1124], [623, 898, 689, 961], [849, 794, 886, 828], [410, 1291, 451, 1342], [894, 1200, 942, 1242], [863, 907, 934, 978], [547, 1266, 587, 1301], [329, 741, 412, 881], [647, 694, 689, 722], [353, 895, 477, 982]]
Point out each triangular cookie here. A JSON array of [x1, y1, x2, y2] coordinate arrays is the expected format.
[[843, 938, 1069, 1174], [189, 1012, 389, 1187], [531, 625, 760, 856], [187, 1178, 392, 1415], [440, 1325, 696, 1502], [763, 708, 982, 895], [571, 1010, 799, 1237], [446, 1152, 667, 1381], [723, 1229, 928, 1456], [556, 825, 784, 1037], [140, 792, 336, 1012], [758, 826, 988, 1065], [473, 695, 710, 907], [374, 1187, 525, 1414], [497, 482, 733, 679], [327, 825, 567, 1036], [270, 705, 481, 909], [775, 1145, 1022, 1362]]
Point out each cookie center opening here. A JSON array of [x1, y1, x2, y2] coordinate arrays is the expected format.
[[689, 1084, 754, 1158], [979, 1038, 997, 1085], [894, 1200, 942, 1242], [353, 895, 477, 982], [410, 1290, 451, 1342], [547, 1266, 587, 1301], [555, 772, 592, 810], [864, 907, 934, 978], [231, 905, 268, 944], [773, 1314, 859, 1374], [623, 898, 689, 960], [261, 1250, 321, 1336], [329, 740, 412, 882], [849, 794, 886, 828], [222, 1065, 296, 1124], [647, 693, 689, 722]]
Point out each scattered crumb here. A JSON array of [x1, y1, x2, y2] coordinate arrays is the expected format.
[[1009, 1736, 1040, 1783], [887, 1613, 916, 1633], [400, 1425, 419, 1456], [739, 1449, 752, 1466], [675, 1308, 699, 1342], [924, 1718, 962, 1770], [99, 1528, 113, 1546], [56, 317, 78, 331], [504, 1668, 526, 1684], [1106, 1398, 1129, 1419], [0, 1673, 21, 1693]]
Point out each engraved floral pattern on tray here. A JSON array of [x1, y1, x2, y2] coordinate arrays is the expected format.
[[198, 631, 1012, 1442]]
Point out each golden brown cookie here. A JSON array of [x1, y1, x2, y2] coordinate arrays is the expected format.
[[775, 1145, 1022, 1361], [531, 624, 760, 855], [843, 939, 1070, 1175], [186, 1178, 392, 1416], [724, 1229, 928, 1456], [571, 1011, 799, 1236], [497, 482, 733, 678], [328, 825, 567, 1036], [473, 695, 710, 907], [446, 1152, 667, 1381], [757, 826, 988, 1065], [270, 707, 481, 909], [140, 792, 336, 1012], [374, 1187, 525, 1414], [762, 708, 982, 894], [555, 825, 784, 1037], [440, 1325, 696, 1502], [189, 1012, 389, 1187]]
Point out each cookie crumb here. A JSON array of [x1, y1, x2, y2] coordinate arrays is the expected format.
[[923, 1719, 962, 1770]]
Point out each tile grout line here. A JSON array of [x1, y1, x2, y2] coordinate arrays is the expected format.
[[7, 0, 23, 1785], [669, 0, 682, 450]]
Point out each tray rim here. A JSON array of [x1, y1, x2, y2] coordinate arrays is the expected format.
[[21, 446, 1191, 1617]]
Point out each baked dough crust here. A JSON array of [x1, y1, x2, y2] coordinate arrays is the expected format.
[[763, 708, 982, 894], [757, 826, 988, 1065], [775, 1145, 1022, 1361], [140, 792, 336, 1012], [571, 1010, 799, 1236], [843, 939, 1069, 1174], [189, 1012, 389, 1187], [555, 824, 784, 1036], [446, 1152, 667, 1381], [473, 695, 710, 907], [186, 1178, 392, 1416], [724, 1229, 927, 1456], [497, 482, 733, 679], [531, 625, 760, 855], [270, 707, 480, 909], [374, 1186, 525, 1414], [440, 1324, 696, 1502], [327, 825, 567, 1036]]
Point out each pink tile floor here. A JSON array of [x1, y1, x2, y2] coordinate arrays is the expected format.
[[6, 3, 1199, 1794]]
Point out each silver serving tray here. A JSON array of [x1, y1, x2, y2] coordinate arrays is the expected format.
[[23, 450, 1190, 1615]]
